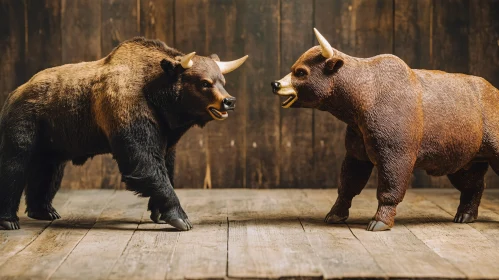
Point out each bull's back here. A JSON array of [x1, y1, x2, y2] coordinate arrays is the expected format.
[[414, 70, 485, 175]]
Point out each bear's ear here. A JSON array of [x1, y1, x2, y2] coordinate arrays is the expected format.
[[324, 57, 344, 74], [160, 59, 176, 74], [209, 54, 220, 61]]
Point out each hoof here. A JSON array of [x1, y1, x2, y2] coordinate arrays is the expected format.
[[167, 218, 193, 231], [28, 208, 61, 221], [0, 220, 20, 230], [366, 220, 391, 231], [453, 213, 475, 223], [324, 212, 348, 224]]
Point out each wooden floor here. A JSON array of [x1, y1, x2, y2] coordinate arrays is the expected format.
[[1, 189, 499, 279]]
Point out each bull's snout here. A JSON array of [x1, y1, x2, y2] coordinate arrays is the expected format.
[[222, 97, 236, 111], [271, 81, 281, 93]]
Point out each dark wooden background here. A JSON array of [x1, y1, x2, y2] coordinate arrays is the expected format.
[[1, 0, 498, 189]]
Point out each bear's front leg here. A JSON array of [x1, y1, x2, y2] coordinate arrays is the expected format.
[[149, 147, 177, 224], [325, 154, 373, 223], [111, 122, 191, 231], [367, 153, 415, 231]]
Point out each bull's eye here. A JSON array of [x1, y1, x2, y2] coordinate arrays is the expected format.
[[201, 81, 212, 88], [294, 69, 307, 78]]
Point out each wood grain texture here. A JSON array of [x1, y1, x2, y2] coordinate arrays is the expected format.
[[0, 190, 115, 279], [165, 190, 228, 279], [139, 0, 174, 44], [0, 191, 70, 267], [279, 0, 315, 188], [0, 0, 25, 105], [289, 190, 386, 279], [26, 0, 62, 78], [50, 191, 145, 279], [173, 0, 209, 189], [240, 0, 280, 189], [60, 0, 103, 190], [349, 190, 465, 279], [227, 189, 323, 278]]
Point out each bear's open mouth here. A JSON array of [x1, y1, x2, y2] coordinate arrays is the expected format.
[[280, 94, 297, 108], [208, 107, 228, 121]]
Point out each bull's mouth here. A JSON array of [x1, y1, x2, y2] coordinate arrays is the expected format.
[[208, 107, 228, 121], [279, 94, 298, 108]]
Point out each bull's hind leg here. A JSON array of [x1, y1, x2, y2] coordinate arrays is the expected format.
[[447, 162, 488, 223], [0, 117, 36, 230], [25, 157, 66, 220]]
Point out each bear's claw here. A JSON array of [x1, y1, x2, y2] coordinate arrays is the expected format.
[[367, 220, 391, 231], [0, 220, 20, 230], [28, 208, 61, 221], [453, 213, 475, 223]]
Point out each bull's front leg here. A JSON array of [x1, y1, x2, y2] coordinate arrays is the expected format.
[[325, 154, 373, 223], [367, 152, 415, 231], [111, 123, 192, 231]]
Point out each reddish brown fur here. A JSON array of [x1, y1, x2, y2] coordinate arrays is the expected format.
[[276, 46, 499, 230]]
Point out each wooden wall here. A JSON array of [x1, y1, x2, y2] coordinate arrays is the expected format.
[[1, 0, 498, 189]]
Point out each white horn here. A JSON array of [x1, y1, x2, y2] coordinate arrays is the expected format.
[[180, 52, 196, 69], [215, 55, 249, 74], [314, 28, 334, 58]]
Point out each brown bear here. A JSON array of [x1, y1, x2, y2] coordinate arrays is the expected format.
[[271, 28, 499, 231], [0, 37, 247, 231]]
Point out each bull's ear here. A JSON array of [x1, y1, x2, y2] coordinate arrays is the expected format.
[[209, 54, 220, 61], [325, 57, 343, 74]]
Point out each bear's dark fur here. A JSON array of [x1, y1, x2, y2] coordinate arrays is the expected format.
[[0, 37, 243, 231]]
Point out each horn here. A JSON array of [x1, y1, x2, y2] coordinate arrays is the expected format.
[[313, 28, 334, 58], [215, 55, 249, 74], [180, 52, 196, 69]]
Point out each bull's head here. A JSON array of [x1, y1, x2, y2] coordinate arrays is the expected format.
[[271, 28, 344, 109], [159, 52, 248, 123]]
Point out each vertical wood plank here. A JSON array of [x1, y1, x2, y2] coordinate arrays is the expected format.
[[60, 0, 103, 189], [469, 0, 499, 188], [279, 0, 314, 188], [26, 0, 61, 78], [173, 0, 209, 189], [204, 1, 246, 189], [100, 0, 140, 189], [314, 0, 394, 188], [0, 0, 25, 106], [139, 0, 174, 44], [240, 0, 280, 189]]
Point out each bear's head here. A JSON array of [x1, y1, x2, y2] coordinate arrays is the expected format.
[[271, 28, 344, 110], [148, 51, 248, 127]]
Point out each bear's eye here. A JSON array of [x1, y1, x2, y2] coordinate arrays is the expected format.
[[294, 69, 307, 77], [201, 81, 212, 88]]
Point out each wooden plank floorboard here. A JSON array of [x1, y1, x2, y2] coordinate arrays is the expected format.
[[227, 189, 323, 279], [288, 190, 386, 279], [0, 191, 71, 267], [415, 189, 499, 246], [165, 190, 228, 280], [50, 191, 146, 279], [349, 190, 465, 279], [0, 190, 115, 279], [399, 190, 499, 279]]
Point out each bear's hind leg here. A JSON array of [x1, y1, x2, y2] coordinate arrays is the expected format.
[[0, 117, 36, 230], [447, 162, 488, 223], [25, 157, 66, 221]]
